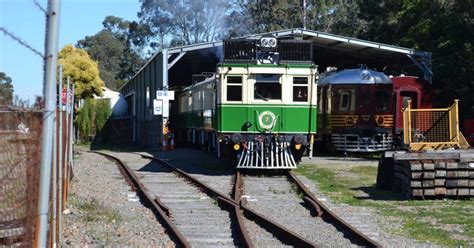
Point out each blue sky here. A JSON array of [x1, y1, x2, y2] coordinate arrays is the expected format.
[[1, 0, 140, 103]]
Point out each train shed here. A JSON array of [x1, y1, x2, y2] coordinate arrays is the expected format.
[[118, 28, 431, 149]]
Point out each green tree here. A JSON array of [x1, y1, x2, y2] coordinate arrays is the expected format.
[[58, 45, 104, 99], [229, 1, 368, 37], [306, 1, 368, 37], [77, 16, 149, 90], [0, 72, 14, 106], [243, 0, 302, 33], [139, 0, 235, 46], [400, 1, 473, 119]]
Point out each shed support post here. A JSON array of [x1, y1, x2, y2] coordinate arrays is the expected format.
[[168, 52, 186, 70]]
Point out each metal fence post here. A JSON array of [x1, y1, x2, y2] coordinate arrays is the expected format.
[[64, 77, 70, 204], [57, 65, 63, 246], [36, 0, 61, 247], [52, 95, 57, 247], [70, 84, 75, 170]]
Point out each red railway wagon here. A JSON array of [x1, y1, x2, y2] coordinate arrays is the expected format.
[[392, 75, 433, 136]]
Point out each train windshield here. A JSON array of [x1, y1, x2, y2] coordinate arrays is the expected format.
[[254, 74, 281, 100]]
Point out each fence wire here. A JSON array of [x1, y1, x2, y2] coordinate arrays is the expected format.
[[0, 109, 73, 247], [0, 111, 42, 247], [410, 110, 450, 143]]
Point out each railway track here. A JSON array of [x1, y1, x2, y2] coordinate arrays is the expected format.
[[238, 171, 381, 247], [93, 151, 381, 247]]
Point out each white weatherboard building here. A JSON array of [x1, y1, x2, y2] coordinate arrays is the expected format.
[[94, 86, 127, 117]]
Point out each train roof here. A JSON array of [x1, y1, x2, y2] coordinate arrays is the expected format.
[[318, 69, 392, 85], [120, 28, 432, 94]]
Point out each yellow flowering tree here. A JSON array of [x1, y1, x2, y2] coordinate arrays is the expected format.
[[58, 45, 104, 99]]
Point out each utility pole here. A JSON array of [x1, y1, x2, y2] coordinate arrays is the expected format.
[[36, 0, 60, 247], [302, 0, 307, 30]]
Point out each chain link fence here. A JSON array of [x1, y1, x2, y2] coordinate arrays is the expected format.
[[0, 111, 42, 246], [0, 107, 74, 247]]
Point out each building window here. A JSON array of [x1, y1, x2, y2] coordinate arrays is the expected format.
[[339, 91, 351, 111], [293, 77, 308, 102], [254, 74, 281, 100], [226, 76, 242, 101]]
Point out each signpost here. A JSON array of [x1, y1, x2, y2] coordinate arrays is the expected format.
[[154, 90, 174, 117], [61, 88, 72, 106], [153, 99, 163, 115]]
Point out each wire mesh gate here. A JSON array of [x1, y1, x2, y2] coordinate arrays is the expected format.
[[403, 100, 469, 151]]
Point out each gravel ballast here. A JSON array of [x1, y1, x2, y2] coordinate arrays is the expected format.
[[298, 156, 437, 247], [61, 150, 174, 247]]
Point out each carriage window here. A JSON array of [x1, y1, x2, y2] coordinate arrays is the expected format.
[[293, 77, 308, 102], [339, 91, 351, 111], [226, 76, 242, 101], [361, 90, 370, 105], [254, 74, 281, 100], [376, 91, 390, 111]]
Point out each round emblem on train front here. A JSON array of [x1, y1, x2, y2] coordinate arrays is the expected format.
[[258, 111, 276, 130]]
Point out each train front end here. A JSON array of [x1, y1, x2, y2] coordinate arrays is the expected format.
[[318, 69, 394, 152], [218, 37, 317, 169]]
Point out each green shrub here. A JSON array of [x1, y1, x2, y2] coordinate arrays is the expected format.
[[75, 98, 111, 142]]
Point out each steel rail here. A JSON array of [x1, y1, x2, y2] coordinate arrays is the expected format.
[[91, 151, 191, 248], [287, 171, 382, 248], [140, 153, 318, 248], [139, 153, 254, 247], [235, 171, 318, 248]]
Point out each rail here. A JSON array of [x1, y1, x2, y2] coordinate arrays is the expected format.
[[140, 153, 318, 247], [403, 100, 469, 151], [287, 171, 382, 248], [91, 151, 191, 248]]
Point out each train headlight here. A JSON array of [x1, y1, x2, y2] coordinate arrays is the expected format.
[[233, 144, 241, 151], [269, 38, 277, 47], [259, 36, 278, 50]]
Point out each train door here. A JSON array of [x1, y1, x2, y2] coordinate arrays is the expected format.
[[401, 91, 418, 109], [395, 91, 418, 135]]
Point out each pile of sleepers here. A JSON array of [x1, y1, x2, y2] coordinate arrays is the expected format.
[[377, 150, 474, 199]]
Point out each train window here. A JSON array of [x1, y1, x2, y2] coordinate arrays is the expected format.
[[376, 91, 390, 111], [293, 77, 308, 102], [293, 86, 308, 102], [227, 86, 242, 101], [293, 77, 308, 84], [226, 76, 242, 101], [254, 74, 281, 100], [339, 91, 351, 111], [361, 90, 370, 105], [227, 76, 242, 84]]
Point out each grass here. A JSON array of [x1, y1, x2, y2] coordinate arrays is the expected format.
[[295, 164, 474, 246], [69, 194, 122, 224]]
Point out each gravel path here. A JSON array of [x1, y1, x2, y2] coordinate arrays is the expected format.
[[243, 174, 356, 247], [62, 150, 174, 247]]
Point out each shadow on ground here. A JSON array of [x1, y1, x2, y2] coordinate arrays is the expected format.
[[352, 185, 407, 201]]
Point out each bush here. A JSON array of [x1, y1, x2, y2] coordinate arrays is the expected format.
[[75, 98, 111, 142]]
